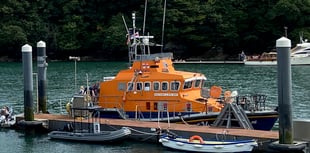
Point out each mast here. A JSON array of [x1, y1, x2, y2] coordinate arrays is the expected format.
[[142, 0, 148, 55], [132, 12, 136, 56], [122, 15, 134, 66], [125, 1, 155, 66], [143, 0, 147, 36], [127, 12, 137, 66], [161, 0, 167, 53]]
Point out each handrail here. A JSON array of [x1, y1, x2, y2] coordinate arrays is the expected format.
[[134, 52, 173, 61], [133, 102, 187, 121], [135, 105, 145, 120], [48, 98, 72, 114], [235, 94, 267, 111]]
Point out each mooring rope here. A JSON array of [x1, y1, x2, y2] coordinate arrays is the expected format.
[[126, 127, 159, 136], [179, 116, 190, 125]]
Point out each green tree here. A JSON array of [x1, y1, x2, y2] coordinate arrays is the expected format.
[[1, 0, 310, 61], [163, 0, 210, 57], [0, 0, 31, 58], [0, 25, 27, 57]]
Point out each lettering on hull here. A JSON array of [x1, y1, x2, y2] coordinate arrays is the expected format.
[[154, 93, 178, 96]]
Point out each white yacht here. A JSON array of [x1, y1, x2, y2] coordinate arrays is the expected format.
[[244, 37, 310, 66], [290, 38, 310, 65]]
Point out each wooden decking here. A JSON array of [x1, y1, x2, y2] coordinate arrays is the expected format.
[[33, 113, 278, 140], [173, 61, 244, 64]]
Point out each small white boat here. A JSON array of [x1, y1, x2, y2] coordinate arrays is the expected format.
[[159, 134, 258, 153], [48, 126, 131, 142]]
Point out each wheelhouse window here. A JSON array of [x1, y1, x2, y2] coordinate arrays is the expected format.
[[153, 82, 160, 91], [202, 79, 207, 88], [144, 82, 151, 91], [171, 81, 180, 91], [161, 82, 168, 91], [136, 82, 143, 91], [183, 81, 192, 89], [127, 82, 134, 91], [194, 79, 201, 88], [118, 82, 126, 91]]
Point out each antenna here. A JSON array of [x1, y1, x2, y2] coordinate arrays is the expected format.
[[143, 0, 147, 36], [142, 0, 148, 56], [122, 15, 135, 66], [69, 56, 80, 92], [299, 32, 304, 43], [122, 15, 130, 36], [161, 0, 167, 53], [284, 26, 288, 38]]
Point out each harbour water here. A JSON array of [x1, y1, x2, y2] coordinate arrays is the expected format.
[[0, 62, 309, 152]]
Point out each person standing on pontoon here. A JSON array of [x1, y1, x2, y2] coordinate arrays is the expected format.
[[0, 106, 10, 122]]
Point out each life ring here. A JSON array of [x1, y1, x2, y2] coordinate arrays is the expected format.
[[189, 135, 204, 144]]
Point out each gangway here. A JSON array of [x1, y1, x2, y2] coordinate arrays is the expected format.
[[212, 102, 253, 129]]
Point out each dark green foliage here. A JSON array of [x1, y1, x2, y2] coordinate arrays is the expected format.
[[0, 0, 309, 60]]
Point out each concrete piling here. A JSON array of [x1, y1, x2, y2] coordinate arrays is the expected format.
[[17, 43, 51, 132], [37, 41, 48, 113], [276, 37, 293, 144], [269, 37, 308, 152], [22, 44, 34, 121]]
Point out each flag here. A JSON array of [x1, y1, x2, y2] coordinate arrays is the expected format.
[[130, 32, 139, 39], [126, 30, 139, 45]]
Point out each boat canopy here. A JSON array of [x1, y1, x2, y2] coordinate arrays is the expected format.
[[184, 76, 206, 82]]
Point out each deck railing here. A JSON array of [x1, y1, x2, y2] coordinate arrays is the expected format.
[[235, 94, 267, 111]]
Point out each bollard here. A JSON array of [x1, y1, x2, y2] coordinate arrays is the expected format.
[[269, 37, 307, 152], [37, 41, 48, 113], [22, 44, 34, 121], [276, 37, 293, 144]]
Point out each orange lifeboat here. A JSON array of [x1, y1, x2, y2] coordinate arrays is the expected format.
[[94, 13, 226, 124]]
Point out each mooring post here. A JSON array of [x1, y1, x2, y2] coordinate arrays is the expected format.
[[276, 36, 293, 144], [37, 41, 48, 113], [22, 44, 34, 121], [268, 36, 307, 153]]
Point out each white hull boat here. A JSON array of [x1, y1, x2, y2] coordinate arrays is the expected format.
[[244, 36, 310, 66], [159, 134, 257, 153], [48, 126, 131, 142], [244, 56, 310, 66]]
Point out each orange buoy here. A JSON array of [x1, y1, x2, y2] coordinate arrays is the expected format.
[[210, 86, 222, 99], [189, 135, 204, 144]]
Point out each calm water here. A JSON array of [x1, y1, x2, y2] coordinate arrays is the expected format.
[[0, 62, 309, 152]]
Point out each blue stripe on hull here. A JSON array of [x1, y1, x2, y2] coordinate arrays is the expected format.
[[249, 117, 278, 131]]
